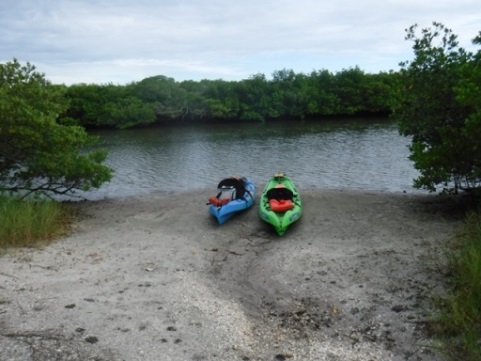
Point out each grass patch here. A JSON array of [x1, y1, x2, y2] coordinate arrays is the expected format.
[[0, 194, 72, 250], [434, 212, 481, 361]]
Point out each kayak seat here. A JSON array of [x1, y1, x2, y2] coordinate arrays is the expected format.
[[266, 185, 294, 212], [218, 186, 236, 200], [217, 177, 246, 199]]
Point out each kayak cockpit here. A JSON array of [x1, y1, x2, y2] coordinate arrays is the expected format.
[[266, 184, 294, 212]]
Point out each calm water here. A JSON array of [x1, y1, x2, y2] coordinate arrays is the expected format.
[[83, 118, 421, 200]]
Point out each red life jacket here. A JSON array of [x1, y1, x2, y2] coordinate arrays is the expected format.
[[269, 198, 294, 212], [208, 197, 230, 207]]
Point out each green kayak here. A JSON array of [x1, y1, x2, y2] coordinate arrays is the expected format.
[[259, 172, 302, 236]]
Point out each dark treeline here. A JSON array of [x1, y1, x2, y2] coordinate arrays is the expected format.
[[61, 67, 397, 129]]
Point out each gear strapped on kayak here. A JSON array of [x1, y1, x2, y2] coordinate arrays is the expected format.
[[259, 172, 302, 236], [208, 177, 247, 207], [207, 176, 256, 224], [266, 184, 294, 212]]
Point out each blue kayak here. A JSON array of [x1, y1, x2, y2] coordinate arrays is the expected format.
[[207, 177, 255, 224]]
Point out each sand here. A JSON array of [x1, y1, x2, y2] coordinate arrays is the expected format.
[[0, 189, 465, 361]]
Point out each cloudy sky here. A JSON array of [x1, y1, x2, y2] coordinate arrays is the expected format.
[[1, 0, 480, 85]]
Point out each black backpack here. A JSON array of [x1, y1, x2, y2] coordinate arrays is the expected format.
[[266, 187, 293, 201]]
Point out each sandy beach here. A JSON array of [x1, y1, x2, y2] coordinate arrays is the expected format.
[[0, 189, 464, 361]]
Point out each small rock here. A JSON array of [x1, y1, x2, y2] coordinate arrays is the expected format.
[[391, 305, 408, 312], [274, 351, 293, 360], [85, 336, 98, 344]]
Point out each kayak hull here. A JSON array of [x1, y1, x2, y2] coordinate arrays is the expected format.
[[259, 173, 302, 235], [209, 177, 255, 224]]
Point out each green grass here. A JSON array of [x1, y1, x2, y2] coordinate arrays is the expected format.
[[0, 194, 72, 249], [434, 212, 481, 361]]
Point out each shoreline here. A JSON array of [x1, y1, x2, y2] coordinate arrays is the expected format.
[[0, 189, 464, 361]]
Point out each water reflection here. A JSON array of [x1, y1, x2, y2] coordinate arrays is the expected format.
[[85, 118, 420, 199]]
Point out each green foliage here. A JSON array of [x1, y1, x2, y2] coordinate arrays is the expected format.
[[0, 59, 113, 197], [132, 75, 187, 122], [65, 83, 157, 129], [0, 194, 71, 248], [434, 212, 481, 361], [391, 22, 481, 193], [62, 67, 394, 128]]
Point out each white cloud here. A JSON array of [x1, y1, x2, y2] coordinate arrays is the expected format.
[[1, 0, 479, 84]]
